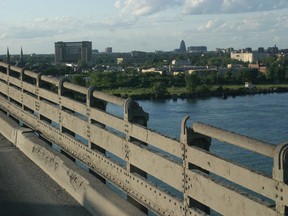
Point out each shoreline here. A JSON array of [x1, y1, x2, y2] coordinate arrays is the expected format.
[[111, 86, 288, 101]]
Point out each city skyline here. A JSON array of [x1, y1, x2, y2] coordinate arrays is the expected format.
[[1, 0, 288, 54]]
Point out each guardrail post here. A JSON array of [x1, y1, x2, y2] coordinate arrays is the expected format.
[[6, 64, 10, 84], [181, 116, 211, 214], [35, 73, 42, 120], [36, 72, 42, 88], [86, 86, 107, 183], [6, 65, 10, 102], [124, 98, 149, 127], [57, 78, 76, 161], [19, 68, 32, 127], [4, 64, 16, 120], [180, 116, 191, 216], [37, 73, 52, 124], [58, 78, 75, 135], [124, 98, 149, 213], [124, 98, 149, 176], [36, 73, 53, 127], [20, 68, 26, 110], [86, 86, 107, 151], [273, 142, 288, 215]]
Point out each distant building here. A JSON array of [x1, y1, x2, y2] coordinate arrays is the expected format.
[[4, 47, 26, 67], [105, 47, 112, 54], [55, 41, 92, 63], [248, 63, 267, 74], [230, 51, 268, 63], [188, 67, 217, 76], [230, 52, 253, 62], [227, 64, 243, 69], [267, 45, 278, 54], [179, 40, 186, 52], [245, 82, 255, 89], [15, 47, 26, 67], [258, 47, 265, 53], [117, 58, 124, 65], [171, 59, 191, 66], [174, 40, 186, 53], [92, 49, 99, 55], [187, 46, 207, 53], [141, 68, 163, 75], [245, 47, 252, 53], [6, 48, 10, 64], [216, 47, 234, 54]]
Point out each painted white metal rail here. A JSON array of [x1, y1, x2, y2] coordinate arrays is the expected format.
[[0, 62, 287, 215]]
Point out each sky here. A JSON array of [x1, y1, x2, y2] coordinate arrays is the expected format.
[[1, 0, 288, 54]]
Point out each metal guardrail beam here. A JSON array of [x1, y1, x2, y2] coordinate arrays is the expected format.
[[192, 122, 276, 158], [0, 63, 287, 215], [1, 64, 127, 107], [93, 90, 126, 106], [41, 75, 59, 86]]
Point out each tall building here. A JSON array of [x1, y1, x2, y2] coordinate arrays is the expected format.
[[15, 47, 26, 67], [174, 40, 186, 53], [6, 48, 10, 64], [55, 41, 92, 63], [179, 40, 186, 53]]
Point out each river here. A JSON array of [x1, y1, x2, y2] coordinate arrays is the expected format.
[[107, 92, 288, 175], [132, 92, 288, 176], [107, 92, 288, 214]]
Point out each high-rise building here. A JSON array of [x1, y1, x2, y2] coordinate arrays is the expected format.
[[55, 41, 92, 63], [179, 40, 186, 53], [174, 40, 186, 53]]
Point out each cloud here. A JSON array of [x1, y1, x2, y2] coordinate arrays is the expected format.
[[183, 0, 288, 15], [96, 16, 137, 27], [114, 0, 288, 17], [179, 8, 288, 47], [115, 0, 182, 16]]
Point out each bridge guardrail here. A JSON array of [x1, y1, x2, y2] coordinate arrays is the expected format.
[[0, 62, 287, 215]]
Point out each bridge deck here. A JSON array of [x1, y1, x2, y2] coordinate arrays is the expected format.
[[0, 133, 92, 216]]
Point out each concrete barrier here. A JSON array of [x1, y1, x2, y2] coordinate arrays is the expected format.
[[0, 112, 146, 216]]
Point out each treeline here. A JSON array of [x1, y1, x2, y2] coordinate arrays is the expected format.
[[85, 66, 288, 91], [36, 53, 288, 96], [88, 72, 184, 89]]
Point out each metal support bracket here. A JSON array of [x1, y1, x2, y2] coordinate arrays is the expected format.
[[86, 86, 97, 108], [273, 142, 288, 214], [180, 115, 191, 216], [180, 117, 212, 215], [58, 77, 70, 96], [36, 72, 43, 88], [124, 98, 149, 125]]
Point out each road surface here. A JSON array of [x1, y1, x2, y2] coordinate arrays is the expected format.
[[0, 133, 92, 216]]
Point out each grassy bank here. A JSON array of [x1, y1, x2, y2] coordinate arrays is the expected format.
[[103, 84, 288, 100]]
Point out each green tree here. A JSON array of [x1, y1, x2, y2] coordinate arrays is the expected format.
[[151, 82, 168, 98], [185, 73, 200, 93], [71, 74, 86, 86], [89, 71, 116, 89], [77, 60, 88, 70]]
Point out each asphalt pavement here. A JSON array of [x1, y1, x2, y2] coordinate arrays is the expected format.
[[0, 133, 92, 216]]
